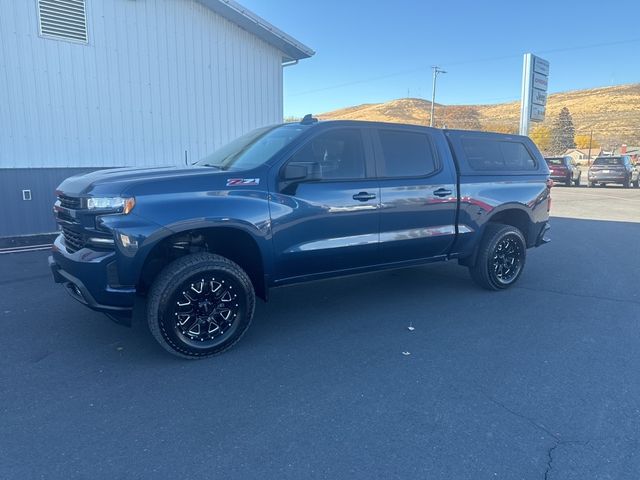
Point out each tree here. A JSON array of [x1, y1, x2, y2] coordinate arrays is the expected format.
[[574, 134, 600, 150], [549, 107, 576, 155], [530, 125, 552, 153]]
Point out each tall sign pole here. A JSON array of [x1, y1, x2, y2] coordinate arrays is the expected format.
[[519, 53, 549, 136]]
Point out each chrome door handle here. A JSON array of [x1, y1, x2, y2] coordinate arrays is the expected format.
[[433, 188, 452, 197], [352, 192, 376, 202]]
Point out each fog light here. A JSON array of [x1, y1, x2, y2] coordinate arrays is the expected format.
[[119, 233, 138, 249]]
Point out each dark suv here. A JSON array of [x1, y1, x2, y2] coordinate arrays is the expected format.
[[588, 156, 639, 188], [50, 120, 551, 358], [545, 156, 581, 186]]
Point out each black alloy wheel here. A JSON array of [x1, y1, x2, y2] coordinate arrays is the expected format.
[[469, 223, 527, 290], [491, 235, 524, 285], [147, 253, 255, 359], [171, 275, 241, 346]]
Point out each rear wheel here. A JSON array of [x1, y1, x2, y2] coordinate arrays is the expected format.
[[469, 224, 526, 291], [623, 179, 630, 188], [147, 253, 255, 359]]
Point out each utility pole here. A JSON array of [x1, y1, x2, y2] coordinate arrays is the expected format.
[[430, 66, 446, 127], [587, 129, 593, 187]]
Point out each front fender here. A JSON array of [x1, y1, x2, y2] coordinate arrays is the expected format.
[[108, 191, 273, 286]]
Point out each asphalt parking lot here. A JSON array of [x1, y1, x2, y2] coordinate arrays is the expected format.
[[2, 187, 640, 479]]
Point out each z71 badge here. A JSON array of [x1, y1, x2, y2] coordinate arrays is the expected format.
[[226, 178, 260, 187]]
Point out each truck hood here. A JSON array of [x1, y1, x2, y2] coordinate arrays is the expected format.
[[57, 166, 226, 196]]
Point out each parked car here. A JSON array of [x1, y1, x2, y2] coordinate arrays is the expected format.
[[49, 119, 552, 359], [588, 156, 640, 188], [545, 156, 581, 186]]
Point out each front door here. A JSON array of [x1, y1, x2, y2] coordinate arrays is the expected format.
[[269, 127, 380, 281]]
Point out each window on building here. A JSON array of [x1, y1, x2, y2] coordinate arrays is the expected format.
[[289, 129, 366, 180], [38, 0, 88, 43], [377, 130, 437, 177]]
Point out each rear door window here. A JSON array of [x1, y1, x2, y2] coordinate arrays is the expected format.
[[462, 138, 536, 171], [377, 130, 437, 177]]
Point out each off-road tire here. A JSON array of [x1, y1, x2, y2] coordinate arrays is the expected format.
[[147, 253, 255, 359], [469, 223, 527, 291]]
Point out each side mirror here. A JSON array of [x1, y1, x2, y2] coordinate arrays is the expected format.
[[280, 162, 321, 194], [282, 162, 321, 182]]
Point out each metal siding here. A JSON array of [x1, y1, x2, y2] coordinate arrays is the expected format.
[[0, 0, 285, 169], [0, 168, 97, 237]]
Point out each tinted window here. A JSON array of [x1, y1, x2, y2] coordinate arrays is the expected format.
[[378, 130, 437, 177], [593, 157, 624, 166], [289, 128, 366, 180], [545, 157, 564, 166], [462, 138, 536, 171]]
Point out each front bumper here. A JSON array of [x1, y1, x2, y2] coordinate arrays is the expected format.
[[49, 234, 135, 320]]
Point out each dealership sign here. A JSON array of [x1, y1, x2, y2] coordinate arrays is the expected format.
[[519, 54, 550, 134]]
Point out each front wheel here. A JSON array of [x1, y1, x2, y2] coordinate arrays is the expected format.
[[147, 253, 255, 359], [469, 224, 527, 291]]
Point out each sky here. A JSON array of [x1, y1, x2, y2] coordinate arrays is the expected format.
[[239, 0, 640, 118]]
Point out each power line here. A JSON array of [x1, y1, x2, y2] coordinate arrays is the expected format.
[[287, 37, 640, 97]]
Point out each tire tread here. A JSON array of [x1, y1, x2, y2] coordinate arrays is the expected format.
[[469, 223, 526, 291], [147, 253, 255, 359]]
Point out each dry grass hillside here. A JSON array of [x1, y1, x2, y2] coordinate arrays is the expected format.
[[319, 83, 640, 146]]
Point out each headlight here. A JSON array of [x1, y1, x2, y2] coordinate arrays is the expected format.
[[87, 197, 136, 214]]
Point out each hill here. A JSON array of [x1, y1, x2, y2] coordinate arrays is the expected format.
[[318, 83, 640, 147]]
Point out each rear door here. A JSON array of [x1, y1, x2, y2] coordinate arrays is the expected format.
[[269, 126, 380, 281], [372, 126, 458, 263]]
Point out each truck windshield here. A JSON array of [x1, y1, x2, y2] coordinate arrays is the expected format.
[[196, 124, 307, 171], [593, 157, 623, 166]]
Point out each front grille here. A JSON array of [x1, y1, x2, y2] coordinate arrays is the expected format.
[[61, 226, 85, 253], [58, 194, 82, 210]]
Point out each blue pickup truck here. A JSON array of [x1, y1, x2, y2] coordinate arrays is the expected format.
[[50, 118, 551, 358]]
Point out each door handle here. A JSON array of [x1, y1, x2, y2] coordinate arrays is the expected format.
[[352, 192, 376, 202], [433, 188, 452, 197]]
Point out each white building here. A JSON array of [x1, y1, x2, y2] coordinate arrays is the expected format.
[[0, 0, 313, 238]]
